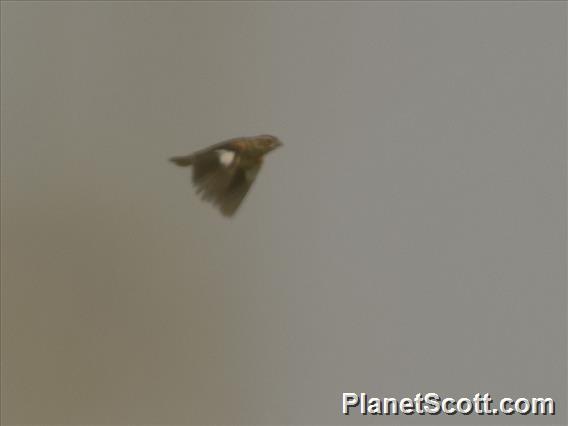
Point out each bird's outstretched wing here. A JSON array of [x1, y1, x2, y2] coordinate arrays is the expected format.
[[170, 142, 261, 217], [216, 166, 259, 216]]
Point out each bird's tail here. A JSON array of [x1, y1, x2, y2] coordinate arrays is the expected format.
[[169, 155, 194, 167]]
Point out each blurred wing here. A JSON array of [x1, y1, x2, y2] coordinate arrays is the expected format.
[[218, 165, 261, 217], [189, 150, 261, 217]]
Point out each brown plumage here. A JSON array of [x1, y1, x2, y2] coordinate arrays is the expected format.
[[170, 134, 282, 217]]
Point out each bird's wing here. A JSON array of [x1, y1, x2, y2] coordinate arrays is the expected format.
[[217, 164, 261, 216], [187, 146, 261, 217]]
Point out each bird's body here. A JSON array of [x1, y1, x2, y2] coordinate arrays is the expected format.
[[170, 135, 282, 217]]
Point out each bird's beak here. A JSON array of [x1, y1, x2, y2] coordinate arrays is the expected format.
[[272, 139, 283, 150]]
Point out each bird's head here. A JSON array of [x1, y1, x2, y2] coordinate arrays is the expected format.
[[256, 134, 283, 154]]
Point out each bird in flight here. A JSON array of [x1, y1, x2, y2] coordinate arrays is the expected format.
[[170, 134, 283, 217]]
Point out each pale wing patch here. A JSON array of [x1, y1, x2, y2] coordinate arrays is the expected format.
[[215, 149, 236, 167]]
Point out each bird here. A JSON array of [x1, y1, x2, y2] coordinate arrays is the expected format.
[[170, 134, 283, 217]]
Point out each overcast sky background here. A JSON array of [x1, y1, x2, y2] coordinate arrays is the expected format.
[[1, 2, 566, 425]]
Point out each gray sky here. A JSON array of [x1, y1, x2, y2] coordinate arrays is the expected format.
[[1, 2, 566, 424]]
